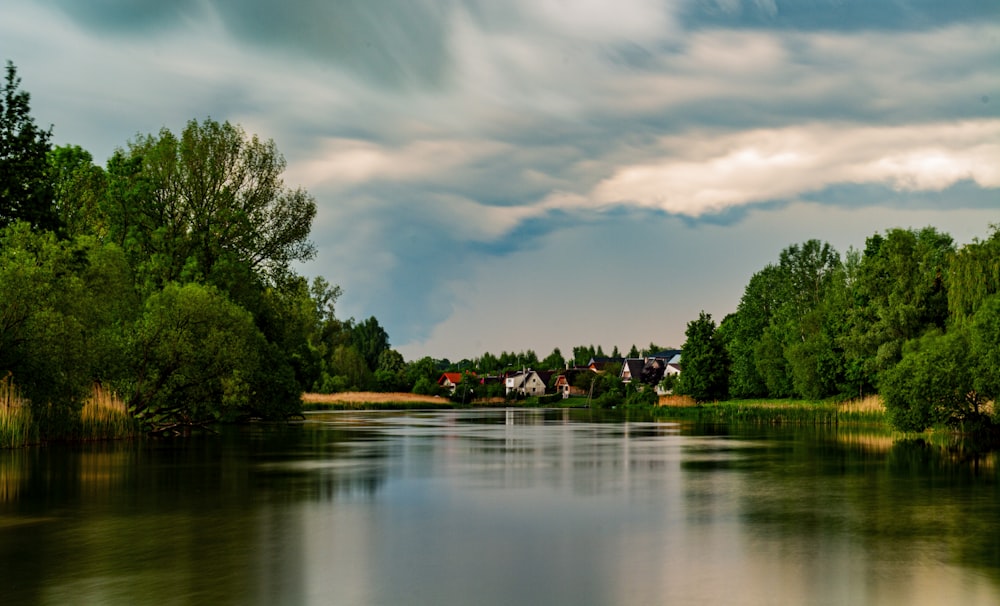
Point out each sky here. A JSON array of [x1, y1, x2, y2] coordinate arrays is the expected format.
[[2, 0, 998, 361]]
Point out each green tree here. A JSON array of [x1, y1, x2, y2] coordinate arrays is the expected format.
[[676, 311, 728, 402], [843, 227, 953, 389], [0, 224, 136, 434], [127, 282, 264, 433], [349, 316, 390, 371], [373, 349, 406, 392], [104, 118, 317, 292], [0, 61, 58, 232], [723, 265, 782, 398], [947, 225, 1000, 324], [48, 144, 107, 238], [541, 347, 566, 370]]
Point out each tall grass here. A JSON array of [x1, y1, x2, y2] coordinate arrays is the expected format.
[[655, 396, 887, 426], [1, 378, 138, 447], [0, 376, 35, 448], [78, 384, 140, 441]]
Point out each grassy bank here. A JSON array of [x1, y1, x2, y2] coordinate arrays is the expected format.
[[1, 378, 139, 448], [654, 395, 887, 425]]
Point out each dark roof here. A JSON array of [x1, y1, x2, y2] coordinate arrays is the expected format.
[[648, 349, 682, 360], [622, 358, 645, 379]]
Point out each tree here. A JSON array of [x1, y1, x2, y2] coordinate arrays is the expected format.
[[541, 347, 566, 370], [723, 265, 782, 398], [48, 144, 107, 238], [676, 311, 728, 402], [947, 225, 1000, 323], [627, 344, 640, 358], [0, 223, 136, 434], [104, 118, 317, 292], [350, 316, 390, 371], [880, 329, 979, 432], [843, 227, 953, 389], [127, 282, 264, 433], [0, 61, 58, 232]]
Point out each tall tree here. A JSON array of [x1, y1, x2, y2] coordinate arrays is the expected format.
[[48, 144, 107, 238], [0, 61, 58, 232], [843, 227, 953, 389], [541, 347, 566, 370], [350, 316, 390, 371], [676, 311, 728, 402], [947, 225, 1000, 324], [104, 118, 317, 292]]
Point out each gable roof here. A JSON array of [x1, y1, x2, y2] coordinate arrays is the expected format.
[[621, 358, 645, 379], [437, 372, 468, 385]]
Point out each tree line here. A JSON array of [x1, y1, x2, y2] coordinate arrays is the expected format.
[[0, 61, 421, 435], [674, 226, 1000, 434]]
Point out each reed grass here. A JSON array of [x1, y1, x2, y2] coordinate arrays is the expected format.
[[2, 378, 138, 447], [0, 376, 35, 449], [78, 384, 140, 441], [656, 396, 887, 426]]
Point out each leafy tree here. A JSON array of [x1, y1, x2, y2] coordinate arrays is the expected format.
[[676, 311, 728, 402], [374, 349, 407, 392], [349, 316, 390, 371], [880, 329, 977, 432], [104, 118, 317, 292], [0, 224, 136, 433], [405, 356, 439, 393], [627, 344, 640, 358], [127, 282, 264, 433], [449, 370, 478, 403], [541, 347, 566, 370], [322, 345, 372, 392], [723, 265, 783, 398], [843, 227, 953, 389], [947, 225, 1000, 323], [0, 61, 58, 232], [48, 144, 107, 238]]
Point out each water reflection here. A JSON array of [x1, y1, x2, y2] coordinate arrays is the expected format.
[[0, 410, 997, 605]]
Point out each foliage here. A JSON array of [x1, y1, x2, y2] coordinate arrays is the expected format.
[[541, 347, 566, 370], [0, 224, 136, 433], [0, 62, 58, 232], [48, 144, 107, 238], [947, 225, 1000, 323], [350, 316, 390, 371], [104, 118, 317, 293], [676, 311, 728, 402], [127, 282, 264, 432]]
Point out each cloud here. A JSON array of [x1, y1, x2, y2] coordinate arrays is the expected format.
[[543, 120, 1000, 217], [10, 0, 1000, 357]]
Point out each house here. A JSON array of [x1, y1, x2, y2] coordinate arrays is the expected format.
[[620, 358, 646, 383], [437, 372, 474, 395], [554, 370, 590, 399], [505, 369, 547, 397]]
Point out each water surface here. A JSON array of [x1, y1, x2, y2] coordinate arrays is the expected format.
[[2, 409, 998, 605]]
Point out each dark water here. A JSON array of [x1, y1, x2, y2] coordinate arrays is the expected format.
[[1, 409, 998, 605]]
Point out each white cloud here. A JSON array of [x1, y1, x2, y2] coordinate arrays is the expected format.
[[542, 120, 1000, 217]]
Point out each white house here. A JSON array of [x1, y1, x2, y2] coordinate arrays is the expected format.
[[505, 370, 547, 397]]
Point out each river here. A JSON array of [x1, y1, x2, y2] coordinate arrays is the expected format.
[[2, 408, 998, 605]]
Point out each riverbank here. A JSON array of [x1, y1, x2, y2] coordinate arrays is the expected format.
[[654, 395, 887, 425]]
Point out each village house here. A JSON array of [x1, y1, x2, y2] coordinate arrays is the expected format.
[[436, 372, 471, 395], [505, 369, 548, 397]]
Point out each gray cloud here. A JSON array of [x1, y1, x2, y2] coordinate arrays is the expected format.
[[12, 0, 1000, 356]]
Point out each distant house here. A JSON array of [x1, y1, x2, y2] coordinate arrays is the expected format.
[[505, 370, 547, 397], [437, 372, 473, 395], [552, 368, 592, 399], [620, 358, 646, 383]]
